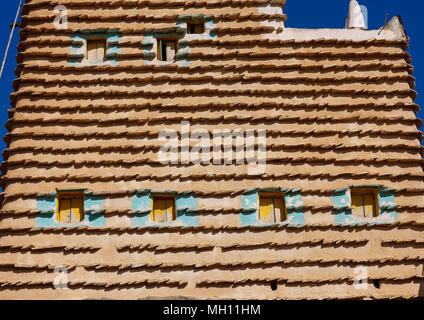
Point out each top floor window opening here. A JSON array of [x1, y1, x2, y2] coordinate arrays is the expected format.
[[86, 38, 106, 62], [187, 20, 205, 34], [157, 39, 178, 62]]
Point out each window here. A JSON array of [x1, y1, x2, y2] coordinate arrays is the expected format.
[[157, 39, 178, 62], [187, 20, 205, 34], [152, 196, 176, 223], [258, 193, 286, 223], [57, 192, 84, 224], [351, 189, 379, 218], [86, 39, 106, 61]]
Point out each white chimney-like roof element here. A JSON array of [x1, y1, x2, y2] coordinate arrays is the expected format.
[[346, 0, 367, 29]]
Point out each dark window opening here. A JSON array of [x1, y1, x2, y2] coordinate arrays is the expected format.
[[270, 280, 278, 291], [161, 42, 167, 61], [157, 39, 178, 62], [373, 280, 380, 289], [187, 20, 205, 34]]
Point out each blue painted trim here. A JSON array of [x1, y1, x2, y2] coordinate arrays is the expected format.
[[36, 191, 105, 228], [333, 185, 398, 226], [241, 188, 305, 227], [143, 32, 155, 64], [131, 190, 199, 228], [143, 28, 186, 65]]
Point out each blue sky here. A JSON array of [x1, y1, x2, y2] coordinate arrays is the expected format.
[[0, 0, 422, 165]]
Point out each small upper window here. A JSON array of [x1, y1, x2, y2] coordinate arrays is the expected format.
[[259, 193, 286, 223], [351, 189, 379, 218], [187, 20, 205, 34], [152, 196, 176, 223], [57, 192, 84, 224], [157, 39, 178, 62], [86, 39, 106, 62]]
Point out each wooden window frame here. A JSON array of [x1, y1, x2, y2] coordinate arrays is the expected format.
[[86, 38, 107, 62], [151, 195, 176, 223], [156, 38, 178, 62], [56, 192, 85, 224], [350, 188, 379, 218], [258, 192, 287, 224], [186, 20, 205, 34]]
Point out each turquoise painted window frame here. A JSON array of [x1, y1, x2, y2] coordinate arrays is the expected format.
[[131, 190, 199, 228], [142, 15, 216, 67], [241, 187, 305, 227], [333, 185, 398, 226], [143, 27, 186, 65], [36, 189, 105, 228], [69, 28, 121, 67]]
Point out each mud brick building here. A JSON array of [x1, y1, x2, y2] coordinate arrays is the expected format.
[[0, 0, 423, 299]]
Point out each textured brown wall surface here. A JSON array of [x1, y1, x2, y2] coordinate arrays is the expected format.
[[0, 0, 423, 299]]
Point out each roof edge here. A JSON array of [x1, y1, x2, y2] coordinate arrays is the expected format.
[[270, 26, 407, 42], [386, 15, 408, 41]]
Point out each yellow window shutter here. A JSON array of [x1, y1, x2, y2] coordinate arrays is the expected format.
[[96, 41, 105, 60], [153, 198, 175, 223], [351, 191, 378, 218], [273, 197, 285, 223], [153, 198, 167, 223], [259, 197, 274, 223], [59, 199, 71, 223], [71, 198, 84, 223], [363, 194, 376, 218], [165, 199, 175, 222], [351, 194, 364, 218], [87, 41, 97, 61]]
